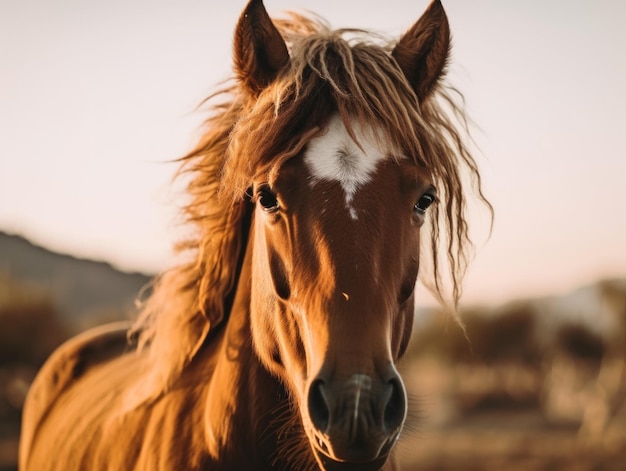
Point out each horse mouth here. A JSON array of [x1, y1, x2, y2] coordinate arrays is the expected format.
[[310, 434, 395, 471], [313, 447, 390, 471]]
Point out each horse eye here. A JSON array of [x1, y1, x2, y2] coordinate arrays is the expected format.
[[414, 193, 435, 215], [257, 187, 279, 212]]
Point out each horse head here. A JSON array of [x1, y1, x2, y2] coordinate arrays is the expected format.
[[230, 1, 450, 468]]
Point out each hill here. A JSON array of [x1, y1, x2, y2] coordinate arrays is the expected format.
[[0, 231, 152, 330]]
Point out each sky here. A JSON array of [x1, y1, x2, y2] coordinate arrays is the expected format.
[[1, 0, 625, 307]]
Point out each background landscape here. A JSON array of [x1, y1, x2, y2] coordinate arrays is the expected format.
[[1, 232, 624, 470]]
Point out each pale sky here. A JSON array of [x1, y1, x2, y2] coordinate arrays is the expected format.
[[1, 0, 625, 307]]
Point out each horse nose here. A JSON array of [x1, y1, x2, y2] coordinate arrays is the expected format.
[[383, 376, 406, 432], [308, 378, 331, 433], [306, 370, 407, 462]]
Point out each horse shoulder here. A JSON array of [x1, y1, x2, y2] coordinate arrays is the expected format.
[[19, 321, 132, 468]]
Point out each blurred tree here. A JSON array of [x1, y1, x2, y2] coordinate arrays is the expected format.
[[0, 274, 69, 367]]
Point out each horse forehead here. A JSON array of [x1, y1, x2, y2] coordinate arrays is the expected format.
[[303, 115, 402, 206]]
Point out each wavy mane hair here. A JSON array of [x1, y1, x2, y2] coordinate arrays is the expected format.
[[127, 11, 491, 408]]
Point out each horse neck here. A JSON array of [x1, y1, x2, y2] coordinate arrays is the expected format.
[[202, 226, 286, 465]]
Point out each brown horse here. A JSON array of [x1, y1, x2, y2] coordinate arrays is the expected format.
[[19, 1, 490, 470]]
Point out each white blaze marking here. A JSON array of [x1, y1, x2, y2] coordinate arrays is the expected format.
[[304, 114, 391, 220]]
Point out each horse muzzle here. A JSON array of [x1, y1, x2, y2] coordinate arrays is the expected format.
[[305, 369, 406, 469]]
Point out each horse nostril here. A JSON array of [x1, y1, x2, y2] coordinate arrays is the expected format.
[[308, 379, 330, 433], [383, 377, 406, 432]]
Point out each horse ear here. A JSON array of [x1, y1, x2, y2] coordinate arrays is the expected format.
[[234, 0, 290, 95], [392, 0, 450, 101]]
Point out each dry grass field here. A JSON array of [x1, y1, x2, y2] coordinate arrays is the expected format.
[[396, 357, 626, 470], [396, 286, 626, 470]]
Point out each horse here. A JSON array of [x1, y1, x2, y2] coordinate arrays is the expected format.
[[19, 1, 490, 469]]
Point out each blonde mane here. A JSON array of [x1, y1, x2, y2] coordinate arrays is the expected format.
[[127, 12, 491, 407]]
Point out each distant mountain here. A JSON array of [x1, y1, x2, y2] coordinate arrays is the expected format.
[[0, 231, 153, 330]]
